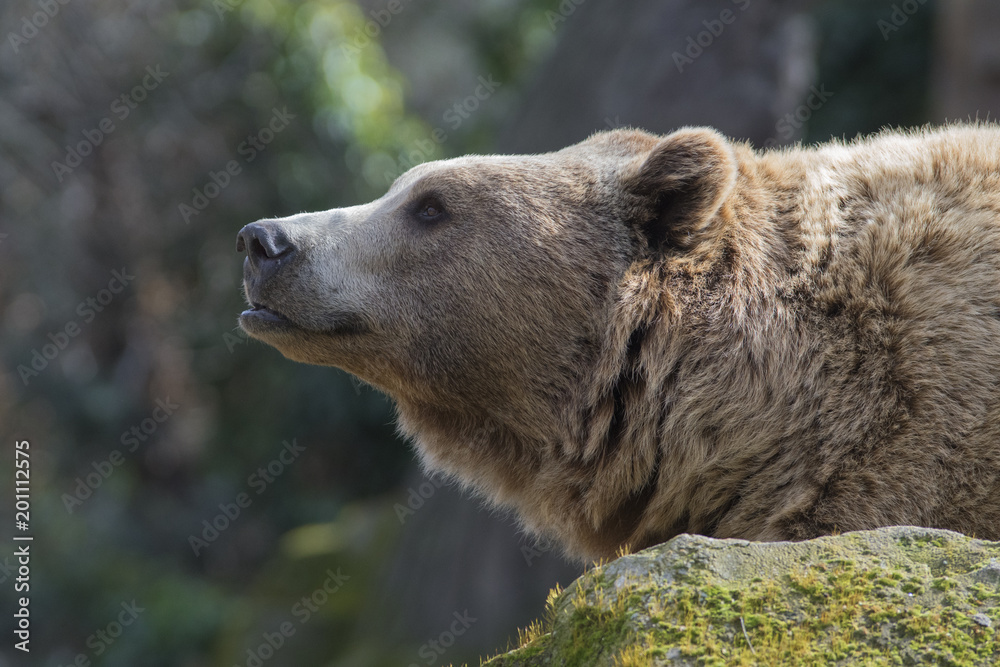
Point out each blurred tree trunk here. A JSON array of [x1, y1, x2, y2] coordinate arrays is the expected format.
[[371, 473, 577, 661], [932, 0, 1000, 122], [499, 0, 819, 152]]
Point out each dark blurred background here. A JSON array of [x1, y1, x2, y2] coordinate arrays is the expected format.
[[0, 0, 996, 665]]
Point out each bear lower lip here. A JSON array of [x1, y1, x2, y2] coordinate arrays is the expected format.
[[242, 304, 290, 324]]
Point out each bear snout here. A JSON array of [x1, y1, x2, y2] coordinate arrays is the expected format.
[[236, 220, 296, 283]]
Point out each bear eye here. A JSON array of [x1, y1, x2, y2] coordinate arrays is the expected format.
[[415, 197, 446, 222]]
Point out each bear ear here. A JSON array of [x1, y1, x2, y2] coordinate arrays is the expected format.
[[625, 127, 738, 251]]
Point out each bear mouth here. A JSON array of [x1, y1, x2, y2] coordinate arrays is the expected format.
[[240, 299, 368, 338], [241, 302, 291, 325]]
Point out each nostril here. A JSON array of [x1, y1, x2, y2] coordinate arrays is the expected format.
[[237, 222, 295, 266], [250, 237, 269, 260]]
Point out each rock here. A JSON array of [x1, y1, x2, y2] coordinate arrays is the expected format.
[[484, 527, 1000, 666]]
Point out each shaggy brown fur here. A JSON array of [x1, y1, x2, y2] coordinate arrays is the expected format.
[[237, 123, 1000, 561]]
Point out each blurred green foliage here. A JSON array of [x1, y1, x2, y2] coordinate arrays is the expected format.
[[0, 0, 551, 664]]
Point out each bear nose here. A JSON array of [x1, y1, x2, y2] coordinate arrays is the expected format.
[[237, 221, 295, 279]]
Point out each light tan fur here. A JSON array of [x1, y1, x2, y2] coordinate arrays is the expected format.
[[238, 123, 1000, 561]]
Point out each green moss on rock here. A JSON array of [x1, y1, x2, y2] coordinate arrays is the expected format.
[[483, 527, 1000, 666]]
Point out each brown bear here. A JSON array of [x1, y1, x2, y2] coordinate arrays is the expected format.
[[237, 123, 1000, 561]]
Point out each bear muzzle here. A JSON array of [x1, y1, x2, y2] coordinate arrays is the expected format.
[[237, 220, 298, 329]]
